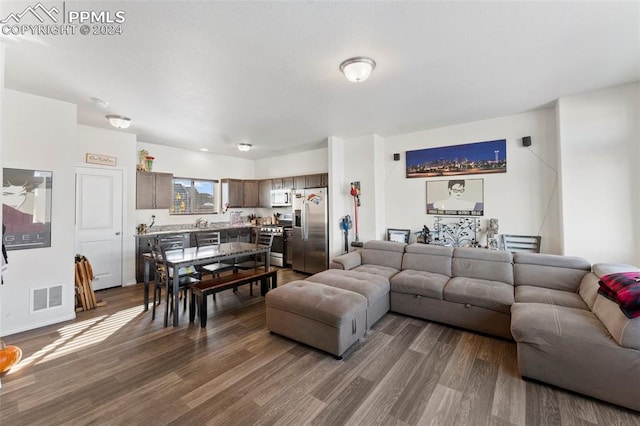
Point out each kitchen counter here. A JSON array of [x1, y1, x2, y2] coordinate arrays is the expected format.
[[134, 223, 258, 237]]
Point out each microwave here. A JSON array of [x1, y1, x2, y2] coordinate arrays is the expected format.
[[271, 189, 292, 207]]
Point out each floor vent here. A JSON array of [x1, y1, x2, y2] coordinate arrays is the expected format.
[[32, 285, 63, 311]]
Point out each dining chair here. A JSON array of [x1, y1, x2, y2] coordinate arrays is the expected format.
[[235, 232, 274, 269], [151, 240, 200, 325], [195, 231, 236, 277], [235, 232, 274, 296]]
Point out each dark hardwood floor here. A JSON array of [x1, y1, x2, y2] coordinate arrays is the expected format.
[[1, 267, 639, 425]]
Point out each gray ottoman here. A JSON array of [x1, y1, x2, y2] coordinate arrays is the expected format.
[[305, 269, 390, 329], [266, 280, 367, 359]]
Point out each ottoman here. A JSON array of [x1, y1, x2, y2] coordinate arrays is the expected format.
[[265, 280, 367, 359], [305, 269, 390, 329]]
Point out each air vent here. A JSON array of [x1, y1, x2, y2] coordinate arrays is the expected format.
[[33, 288, 48, 311], [32, 285, 63, 311]]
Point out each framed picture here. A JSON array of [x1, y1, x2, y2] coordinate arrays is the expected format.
[[426, 178, 484, 216], [3, 168, 53, 250], [387, 228, 411, 243], [406, 139, 506, 178]]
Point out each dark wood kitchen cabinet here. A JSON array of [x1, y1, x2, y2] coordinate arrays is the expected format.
[[259, 179, 272, 207], [243, 180, 259, 207], [136, 171, 173, 209], [221, 179, 244, 208], [293, 175, 306, 190], [305, 174, 323, 188], [272, 177, 294, 190]]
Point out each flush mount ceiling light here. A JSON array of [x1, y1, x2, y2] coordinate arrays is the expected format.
[[106, 115, 132, 129], [237, 143, 252, 152], [339, 56, 376, 83]]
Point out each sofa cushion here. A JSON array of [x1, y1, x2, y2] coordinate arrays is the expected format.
[[452, 247, 514, 285], [330, 251, 362, 270], [511, 302, 619, 349], [361, 240, 405, 271], [353, 264, 399, 281], [515, 286, 588, 310], [513, 252, 591, 292], [390, 270, 449, 299], [578, 272, 601, 310], [444, 277, 514, 313], [305, 269, 390, 306], [402, 244, 453, 276]]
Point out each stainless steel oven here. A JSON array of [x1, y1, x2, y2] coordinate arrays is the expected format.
[[259, 225, 285, 267]]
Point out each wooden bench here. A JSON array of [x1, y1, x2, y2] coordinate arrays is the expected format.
[[189, 268, 278, 327]]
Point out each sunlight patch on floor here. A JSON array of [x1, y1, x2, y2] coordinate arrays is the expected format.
[[10, 306, 143, 373]]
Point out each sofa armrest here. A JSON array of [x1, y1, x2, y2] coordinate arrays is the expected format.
[[330, 251, 362, 270]]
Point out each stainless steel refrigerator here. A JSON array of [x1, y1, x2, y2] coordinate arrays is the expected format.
[[292, 187, 328, 274]]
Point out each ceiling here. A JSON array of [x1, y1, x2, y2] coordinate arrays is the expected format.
[[2, 1, 639, 160]]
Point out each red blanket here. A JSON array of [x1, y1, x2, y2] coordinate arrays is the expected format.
[[598, 272, 640, 319]]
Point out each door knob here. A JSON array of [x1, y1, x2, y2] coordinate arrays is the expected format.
[[115, 232, 121, 235]]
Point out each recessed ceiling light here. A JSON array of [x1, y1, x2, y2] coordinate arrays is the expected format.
[[106, 115, 132, 129], [339, 56, 376, 83], [200, 148, 209, 152], [237, 143, 252, 152]]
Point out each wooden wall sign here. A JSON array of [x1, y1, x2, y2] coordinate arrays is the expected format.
[[85, 153, 117, 166]]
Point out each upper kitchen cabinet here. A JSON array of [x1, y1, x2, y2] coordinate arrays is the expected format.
[[221, 179, 244, 208], [294, 175, 306, 189], [136, 171, 173, 209], [259, 179, 272, 207], [272, 177, 294, 190], [305, 173, 327, 188], [243, 180, 259, 207]]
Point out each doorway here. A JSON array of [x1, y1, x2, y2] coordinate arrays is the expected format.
[[75, 167, 123, 290]]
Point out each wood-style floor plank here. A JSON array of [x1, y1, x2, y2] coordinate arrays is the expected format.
[[1, 268, 639, 425]]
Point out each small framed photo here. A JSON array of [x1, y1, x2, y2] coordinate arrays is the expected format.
[[488, 237, 499, 250], [387, 228, 410, 243]]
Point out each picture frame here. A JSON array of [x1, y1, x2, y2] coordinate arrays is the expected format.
[[3, 168, 53, 250], [387, 228, 411, 243], [406, 139, 506, 178], [426, 178, 484, 216]]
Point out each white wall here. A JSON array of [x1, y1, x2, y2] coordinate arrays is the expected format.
[[383, 109, 562, 253], [254, 148, 328, 178], [135, 141, 255, 227], [76, 125, 138, 285], [1, 90, 77, 336], [557, 82, 640, 264]]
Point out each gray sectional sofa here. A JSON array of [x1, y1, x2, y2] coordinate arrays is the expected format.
[[326, 240, 640, 412]]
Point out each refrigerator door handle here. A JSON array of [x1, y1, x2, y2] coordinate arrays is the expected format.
[[302, 201, 309, 240]]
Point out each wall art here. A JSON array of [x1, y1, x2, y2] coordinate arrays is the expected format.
[[406, 139, 506, 178], [2, 168, 53, 251], [427, 178, 484, 216]]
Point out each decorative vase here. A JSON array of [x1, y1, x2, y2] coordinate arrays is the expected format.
[[145, 157, 154, 171]]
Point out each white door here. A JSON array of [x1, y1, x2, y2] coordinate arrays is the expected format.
[[75, 167, 123, 290]]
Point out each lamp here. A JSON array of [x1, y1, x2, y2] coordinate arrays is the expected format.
[[237, 143, 252, 152], [106, 115, 132, 129], [339, 56, 376, 83]]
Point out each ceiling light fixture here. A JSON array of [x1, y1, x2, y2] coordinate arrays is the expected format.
[[339, 56, 376, 83], [106, 115, 132, 129], [237, 143, 252, 152]]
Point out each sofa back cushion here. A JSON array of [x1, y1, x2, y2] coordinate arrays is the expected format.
[[402, 244, 453, 277], [361, 240, 406, 271], [452, 247, 514, 285], [513, 252, 591, 292]]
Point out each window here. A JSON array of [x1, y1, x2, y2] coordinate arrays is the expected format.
[[171, 177, 218, 215]]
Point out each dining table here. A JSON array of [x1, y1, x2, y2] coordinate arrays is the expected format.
[[143, 241, 271, 326]]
